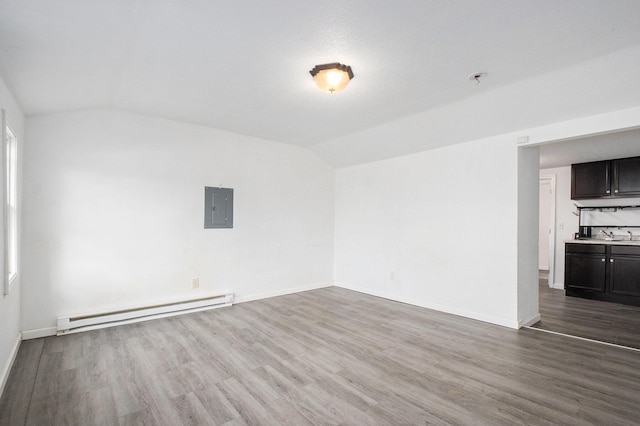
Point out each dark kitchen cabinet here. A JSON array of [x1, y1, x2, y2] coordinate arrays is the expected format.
[[571, 161, 610, 199], [612, 157, 640, 197], [571, 156, 640, 200], [565, 243, 640, 306], [609, 245, 640, 298], [565, 244, 606, 292]]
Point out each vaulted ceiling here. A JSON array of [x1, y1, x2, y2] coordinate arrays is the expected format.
[[1, 1, 640, 163]]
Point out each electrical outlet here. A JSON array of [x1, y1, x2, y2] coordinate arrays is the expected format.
[[191, 278, 199, 289]]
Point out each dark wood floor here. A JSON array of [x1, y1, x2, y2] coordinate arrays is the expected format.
[[2, 287, 640, 425], [533, 273, 640, 350]]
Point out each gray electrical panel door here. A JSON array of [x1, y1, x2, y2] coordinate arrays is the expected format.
[[204, 187, 233, 228]]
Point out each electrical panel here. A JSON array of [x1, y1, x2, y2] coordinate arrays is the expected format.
[[204, 187, 233, 229]]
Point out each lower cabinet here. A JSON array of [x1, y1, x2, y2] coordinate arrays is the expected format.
[[565, 244, 606, 292], [609, 246, 640, 298], [565, 243, 640, 307]]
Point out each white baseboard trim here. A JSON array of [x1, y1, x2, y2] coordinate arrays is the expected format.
[[0, 332, 21, 399], [519, 313, 541, 328], [334, 282, 520, 329], [551, 283, 564, 290], [234, 282, 333, 304], [22, 327, 57, 340]]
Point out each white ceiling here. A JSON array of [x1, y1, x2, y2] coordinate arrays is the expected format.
[[2, 1, 640, 151]]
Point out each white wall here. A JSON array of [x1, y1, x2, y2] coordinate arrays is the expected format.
[[0, 76, 25, 396], [335, 135, 522, 328], [334, 106, 640, 330], [21, 109, 335, 334], [517, 146, 540, 326]]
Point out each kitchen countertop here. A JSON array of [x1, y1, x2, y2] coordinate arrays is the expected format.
[[565, 238, 640, 246]]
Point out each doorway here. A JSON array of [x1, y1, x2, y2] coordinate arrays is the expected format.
[[524, 127, 640, 350], [538, 176, 555, 287]]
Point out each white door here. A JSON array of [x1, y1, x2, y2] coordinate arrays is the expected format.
[[539, 180, 552, 270], [539, 176, 557, 286]]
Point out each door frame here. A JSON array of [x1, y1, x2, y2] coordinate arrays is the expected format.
[[539, 174, 556, 287]]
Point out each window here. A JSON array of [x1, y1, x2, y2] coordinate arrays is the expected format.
[[3, 122, 17, 294]]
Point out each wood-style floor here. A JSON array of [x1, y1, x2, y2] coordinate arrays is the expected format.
[[2, 287, 640, 425], [533, 273, 640, 350]]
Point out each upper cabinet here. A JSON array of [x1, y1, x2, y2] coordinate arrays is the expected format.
[[613, 157, 640, 197], [571, 160, 611, 199], [572, 156, 640, 200]]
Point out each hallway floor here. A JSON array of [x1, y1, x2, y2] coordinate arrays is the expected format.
[[533, 273, 640, 350]]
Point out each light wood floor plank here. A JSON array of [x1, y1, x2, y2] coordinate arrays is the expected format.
[[2, 286, 640, 425]]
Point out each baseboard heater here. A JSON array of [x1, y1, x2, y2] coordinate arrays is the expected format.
[[56, 293, 233, 336]]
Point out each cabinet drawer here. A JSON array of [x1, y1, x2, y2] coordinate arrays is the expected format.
[[610, 245, 640, 256], [565, 243, 606, 254]]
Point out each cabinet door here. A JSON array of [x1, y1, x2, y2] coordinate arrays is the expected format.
[[565, 253, 606, 292], [609, 255, 640, 297], [612, 157, 640, 197], [571, 161, 611, 199]]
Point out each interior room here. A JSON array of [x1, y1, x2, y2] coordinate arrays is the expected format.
[[2, 1, 640, 424]]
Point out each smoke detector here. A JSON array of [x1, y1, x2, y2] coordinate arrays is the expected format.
[[468, 72, 487, 85]]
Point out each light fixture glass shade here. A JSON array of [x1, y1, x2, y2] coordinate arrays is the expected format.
[[310, 63, 354, 93]]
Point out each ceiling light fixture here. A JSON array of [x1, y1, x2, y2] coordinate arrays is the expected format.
[[310, 63, 354, 94]]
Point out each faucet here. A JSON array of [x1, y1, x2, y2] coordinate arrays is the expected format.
[[599, 230, 614, 239], [628, 230, 633, 241]]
